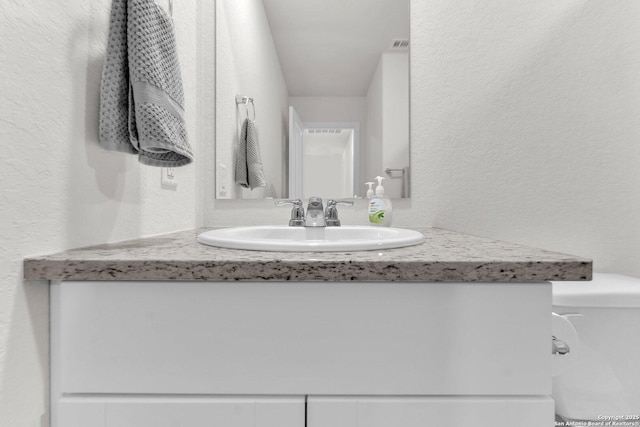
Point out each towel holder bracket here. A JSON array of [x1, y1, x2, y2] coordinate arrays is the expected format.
[[236, 95, 256, 121], [235, 95, 253, 104]]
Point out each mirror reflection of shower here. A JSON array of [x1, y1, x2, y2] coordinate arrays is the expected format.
[[288, 109, 360, 199], [303, 129, 354, 199]]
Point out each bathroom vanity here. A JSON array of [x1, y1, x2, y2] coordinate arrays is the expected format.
[[24, 227, 591, 427]]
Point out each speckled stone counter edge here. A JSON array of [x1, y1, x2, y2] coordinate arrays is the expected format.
[[23, 227, 592, 282], [24, 259, 591, 282]]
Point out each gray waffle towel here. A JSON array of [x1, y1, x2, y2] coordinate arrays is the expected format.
[[99, 0, 193, 167], [235, 118, 266, 190]]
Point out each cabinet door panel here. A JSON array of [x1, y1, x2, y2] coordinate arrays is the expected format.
[[256, 400, 306, 427], [55, 397, 304, 427], [308, 398, 357, 427], [58, 401, 105, 427], [106, 401, 254, 427]]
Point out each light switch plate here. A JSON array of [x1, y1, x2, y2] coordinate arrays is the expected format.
[[217, 163, 228, 198], [161, 167, 178, 189]]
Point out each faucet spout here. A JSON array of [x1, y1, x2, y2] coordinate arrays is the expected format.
[[305, 197, 325, 227]]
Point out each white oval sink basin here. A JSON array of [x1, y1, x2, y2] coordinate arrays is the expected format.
[[197, 226, 425, 252]]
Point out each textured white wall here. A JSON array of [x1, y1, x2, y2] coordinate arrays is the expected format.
[[216, 0, 289, 200], [411, 0, 640, 277], [0, 0, 213, 424], [210, 0, 640, 277]]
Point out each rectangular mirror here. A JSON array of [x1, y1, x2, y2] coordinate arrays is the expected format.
[[215, 0, 410, 200]]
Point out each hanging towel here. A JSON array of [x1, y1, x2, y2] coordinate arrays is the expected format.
[[99, 0, 193, 167], [235, 118, 267, 190]]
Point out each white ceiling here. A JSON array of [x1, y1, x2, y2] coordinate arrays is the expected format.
[[261, 0, 409, 97]]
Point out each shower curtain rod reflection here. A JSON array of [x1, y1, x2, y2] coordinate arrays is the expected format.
[[236, 95, 256, 121]]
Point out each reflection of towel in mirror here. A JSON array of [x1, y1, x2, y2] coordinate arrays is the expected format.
[[235, 118, 267, 190], [99, 0, 193, 167]]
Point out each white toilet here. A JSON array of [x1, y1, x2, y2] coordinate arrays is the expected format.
[[552, 273, 640, 422]]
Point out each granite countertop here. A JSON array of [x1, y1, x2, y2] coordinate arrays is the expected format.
[[23, 227, 591, 282]]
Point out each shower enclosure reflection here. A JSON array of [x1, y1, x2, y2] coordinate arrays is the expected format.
[[215, 0, 410, 200], [300, 127, 356, 200], [288, 107, 360, 199]]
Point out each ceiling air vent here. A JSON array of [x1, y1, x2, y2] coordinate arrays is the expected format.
[[306, 129, 343, 134], [390, 39, 409, 49]]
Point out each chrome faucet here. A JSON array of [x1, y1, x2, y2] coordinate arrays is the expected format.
[[305, 197, 325, 227], [325, 199, 354, 226], [277, 197, 353, 227]]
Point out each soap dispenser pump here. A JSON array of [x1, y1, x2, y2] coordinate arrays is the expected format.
[[374, 176, 385, 196], [368, 175, 393, 227], [365, 182, 375, 198]]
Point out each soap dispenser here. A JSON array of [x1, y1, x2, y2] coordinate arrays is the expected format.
[[365, 182, 375, 198], [368, 176, 393, 226]]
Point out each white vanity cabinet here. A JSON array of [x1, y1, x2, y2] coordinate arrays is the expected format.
[[52, 280, 554, 427]]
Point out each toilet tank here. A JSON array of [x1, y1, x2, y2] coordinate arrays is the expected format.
[[552, 273, 640, 422]]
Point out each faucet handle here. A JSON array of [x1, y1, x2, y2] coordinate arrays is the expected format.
[[325, 199, 354, 226], [275, 199, 305, 227], [327, 199, 354, 208], [275, 199, 302, 207]]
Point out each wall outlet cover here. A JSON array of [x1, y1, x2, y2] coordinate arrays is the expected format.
[[217, 163, 228, 198], [161, 167, 178, 189]]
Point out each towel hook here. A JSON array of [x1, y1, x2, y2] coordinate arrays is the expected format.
[[168, 0, 173, 16], [236, 95, 256, 121], [246, 99, 256, 121]]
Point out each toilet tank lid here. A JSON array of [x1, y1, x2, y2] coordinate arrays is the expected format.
[[552, 273, 640, 308]]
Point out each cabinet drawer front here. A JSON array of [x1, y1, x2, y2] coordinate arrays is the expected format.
[[308, 396, 554, 427], [56, 281, 550, 395]]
